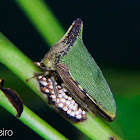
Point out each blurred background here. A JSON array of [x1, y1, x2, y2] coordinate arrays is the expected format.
[[0, 0, 140, 139]]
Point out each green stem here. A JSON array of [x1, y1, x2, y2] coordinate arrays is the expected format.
[[0, 89, 67, 140], [76, 114, 121, 140], [15, 0, 65, 46], [0, 32, 46, 101]]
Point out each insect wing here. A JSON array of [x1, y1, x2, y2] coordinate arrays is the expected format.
[[58, 19, 116, 121]]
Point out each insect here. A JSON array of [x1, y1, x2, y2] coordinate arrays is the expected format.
[[36, 18, 116, 122]]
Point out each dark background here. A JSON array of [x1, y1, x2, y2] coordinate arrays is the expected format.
[[0, 0, 140, 140], [0, 0, 140, 68]]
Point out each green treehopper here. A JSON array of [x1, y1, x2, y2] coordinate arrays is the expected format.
[[36, 18, 116, 122]]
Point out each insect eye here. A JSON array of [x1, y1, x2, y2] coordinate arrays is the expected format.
[[44, 59, 51, 68], [40, 63, 45, 67]]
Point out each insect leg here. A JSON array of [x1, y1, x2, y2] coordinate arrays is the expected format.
[[26, 70, 50, 83], [50, 76, 59, 96]]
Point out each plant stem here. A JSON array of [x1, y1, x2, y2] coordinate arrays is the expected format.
[[15, 0, 65, 46], [0, 89, 67, 140], [0, 32, 45, 102]]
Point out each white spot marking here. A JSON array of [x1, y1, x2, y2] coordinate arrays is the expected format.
[[58, 103, 63, 108], [78, 108, 82, 114], [68, 97, 72, 101], [59, 90, 64, 94], [73, 105, 77, 111], [48, 79, 51, 82], [51, 90, 54, 94], [45, 88, 49, 93], [51, 95, 56, 99], [58, 94, 63, 98], [75, 110, 80, 116], [76, 115, 82, 119], [66, 100, 70, 106], [69, 104, 73, 110], [49, 85, 53, 89], [42, 77, 46, 81], [60, 98, 65, 103], [67, 110, 71, 115], [56, 98, 60, 103], [64, 95, 68, 99], [82, 111, 86, 115], [57, 85, 61, 89], [71, 100, 75, 104], [38, 76, 43, 79], [40, 81, 48, 86], [62, 88, 67, 92], [63, 106, 68, 111], [70, 111, 75, 117], [74, 103, 78, 108]]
